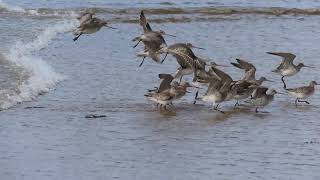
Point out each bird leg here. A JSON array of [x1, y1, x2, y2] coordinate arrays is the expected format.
[[281, 76, 287, 89], [234, 101, 240, 108], [161, 52, 168, 64], [139, 57, 146, 67], [295, 98, 310, 107], [163, 105, 167, 110], [133, 39, 142, 48], [295, 98, 298, 107], [73, 32, 83, 41], [193, 88, 199, 104], [298, 99, 310, 104], [255, 107, 259, 113], [213, 103, 225, 114], [179, 75, 183, 83]]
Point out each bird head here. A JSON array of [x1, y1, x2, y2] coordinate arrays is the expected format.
[[98, 19, 117, 29], [259, 77, 273, 82], [310, 81, 319, 86], [208, 62, 229, 67], [270, 90, 285, 95], [298, 63, 314, 68], [158, 30, 176, 37], [185, 43, 205, 50]]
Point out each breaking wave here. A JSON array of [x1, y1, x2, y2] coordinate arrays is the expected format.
[[2, 3, 320, 17], [1, 19, 78, 109]]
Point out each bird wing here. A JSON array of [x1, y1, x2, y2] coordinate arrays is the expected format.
[[231, 59, 256, 80], [139, 11, 152, 32], [78, 14, 93, 25], [235, 59, 256, 71], [243, 68, 256, 81], [252, 87, 268, 99], [206, 78, 222, 94], [143, 32, 166, 46], [210, 66, 233, 92], [167, 44, 206, 71], [194, 56, 207, 70], [158, 74, 174, 92], [267, 52, 296, 68], [143, 40, 162, 51]]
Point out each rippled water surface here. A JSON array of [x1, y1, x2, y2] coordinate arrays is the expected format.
[[1, 0, 320, 180]]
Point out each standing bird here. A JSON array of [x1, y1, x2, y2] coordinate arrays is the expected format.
[[249, 87, 281, 113], [201, 66, 236, 113], [133, 10, 176, 67], [148, 74, 174, 93], [286, 81, 318, 107], [73, 17, 116, 41], [192, 62, 229, 104], [145, 81, 194, 110], [267, 52, 314, 89]]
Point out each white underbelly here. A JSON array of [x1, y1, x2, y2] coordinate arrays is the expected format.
[[281, 68, 297, 76], [288, 91, 312, 99], [180, 68, 193, 76], [201, 94, 222, 103], [250, 97, 269, 107], [83, 27, 100, 34], [148, 97, 171, 105]]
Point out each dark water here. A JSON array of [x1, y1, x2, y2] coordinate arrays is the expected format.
[[1, 1, 320, 180]]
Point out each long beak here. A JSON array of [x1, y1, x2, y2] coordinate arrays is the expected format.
[[277, 92, 286, 95], [192, 46, 205, 50], [164, 33, 176, 37], [104, 25, 117, 29], [161, 52, 168, 64], [304, 65, 315, 68], [265, 79, 275, 82], [216, 64, 230, 67]]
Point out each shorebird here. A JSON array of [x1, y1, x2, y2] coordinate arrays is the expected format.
[[145, 81, 194, 110], [158, 43, 205, 82], [144, 90, 175, 110], [192, 62, 229, 104], [231, 58, 273, 107], [133, 11, 176, 67], [136, 10, 176, 42], [249, 87, 282, 113], [200, 66, 236, 113], [231, 58, 273, 85], [231, 80, 259, 107], [267, 52, 314, 89], [136, 44, 162, 67], [286, 81, 318, 107], [73, 17, 116, 41], [148, 74, 174, 93]]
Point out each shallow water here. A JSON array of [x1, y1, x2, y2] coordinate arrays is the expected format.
[[1, 0, 320, 180]]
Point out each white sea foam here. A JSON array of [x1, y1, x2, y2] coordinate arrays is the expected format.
[[1, 19, 78, 109], [0, 0, 40, 15], [0, 0, 80, 17]]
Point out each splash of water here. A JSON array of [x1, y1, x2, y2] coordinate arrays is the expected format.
[[0, 0, 39, 15], [2, 19, 78, 109]]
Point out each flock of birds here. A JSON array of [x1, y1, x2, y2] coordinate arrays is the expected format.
[[72, 10, 318, 113]]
